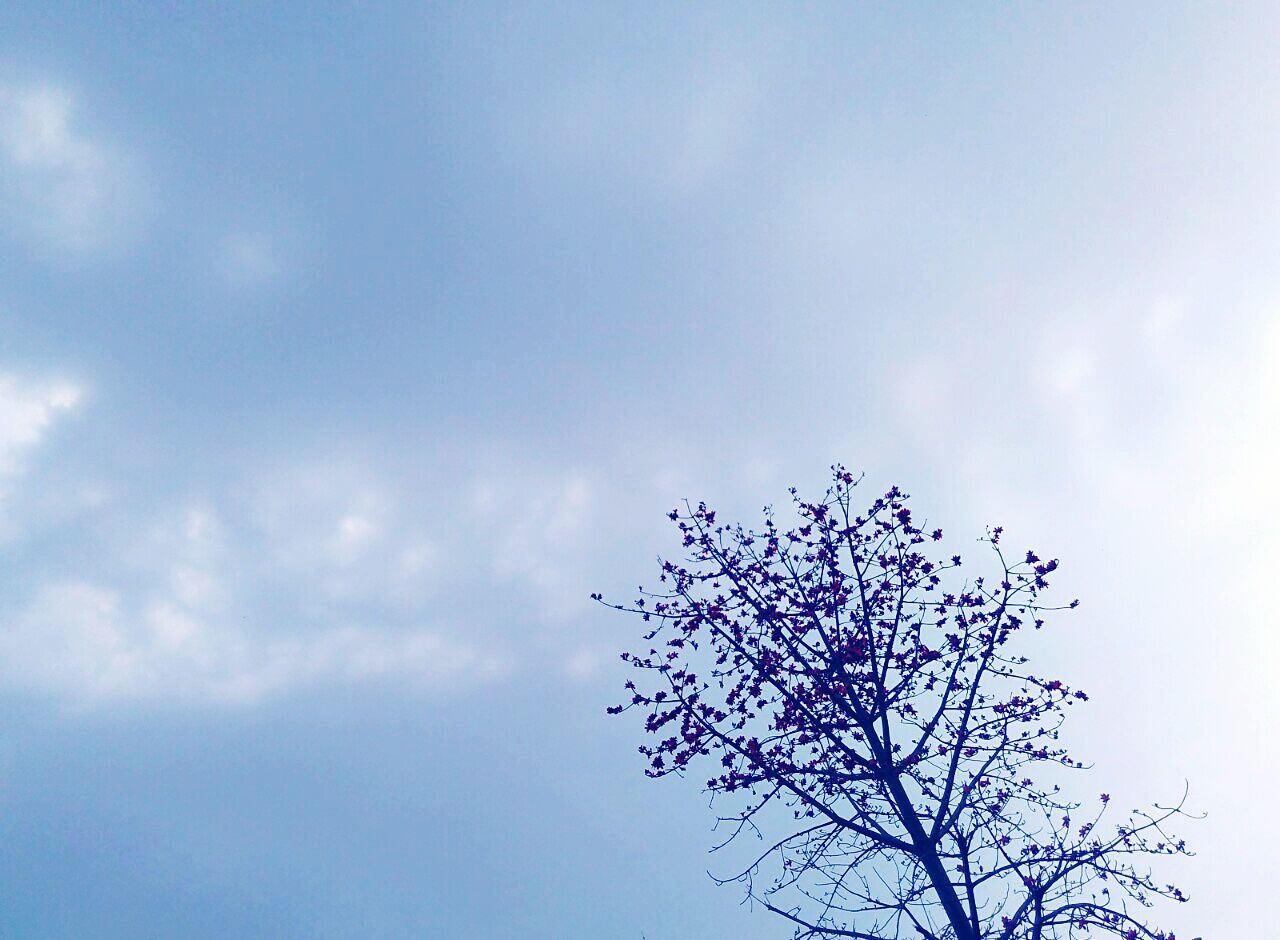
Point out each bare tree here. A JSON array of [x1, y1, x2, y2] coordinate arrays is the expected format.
[[599, 468, 1193, 940]]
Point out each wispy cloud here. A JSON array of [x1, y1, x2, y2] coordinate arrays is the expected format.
[[0, 416, 525, 706], [0, 372, 83, 538], [477, 469, 597, 620], [215, 230, 285, 289], [0, 429, 714, 708], [509, 41, 762, 190], [0, 80, 144, 253], [0, 372, 81, 476], [248, 461, 441, 612], [0, 484, 509, 707], [0, 580, 505, 706]]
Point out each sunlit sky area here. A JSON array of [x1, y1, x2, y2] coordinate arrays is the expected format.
[[1, 4, 1276, 937]]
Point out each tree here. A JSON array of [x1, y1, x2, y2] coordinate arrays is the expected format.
[[598, 468, 1193, 940]]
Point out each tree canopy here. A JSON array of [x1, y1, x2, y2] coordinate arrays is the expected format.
[[600, 468, 1192, 940]]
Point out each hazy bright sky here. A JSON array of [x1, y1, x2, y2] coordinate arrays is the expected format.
[[1, 4, 1276, 937]]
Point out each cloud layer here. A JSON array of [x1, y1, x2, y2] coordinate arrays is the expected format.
[[0, 376, 518, 706], [0, 81, 143, 253]]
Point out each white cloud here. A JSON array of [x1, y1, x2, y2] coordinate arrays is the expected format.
[[0, 373, 80, 470], [327, 511, 382, 566], [0, 580, 504, 706], [564, 648, 599, 681], [483, 471, 598, 619], [216, 231, 284, 288], [0, 81, 143, 253], [0, 435, 672, 708], [0, 373, 82, 527], [1041, 342, 1096, 398], [1123, 313, 1280, 561], [249, 462, 441, 610], [0, 445, 514, 707], [1141, 298, 1185, 343], [666, 50, 760, 188], [512, 43, 761, 190]]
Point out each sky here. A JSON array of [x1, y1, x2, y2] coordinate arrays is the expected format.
[[0, 3, 1276, 936]]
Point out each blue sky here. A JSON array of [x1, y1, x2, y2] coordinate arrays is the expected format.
[[0, 3, 1276, 936]]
